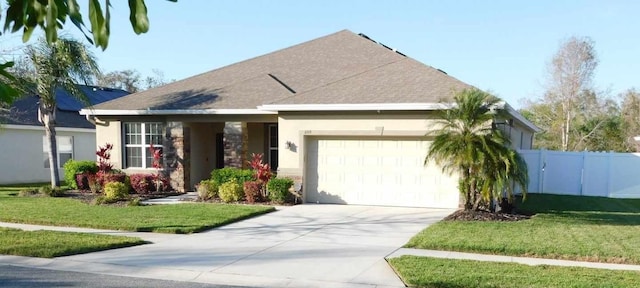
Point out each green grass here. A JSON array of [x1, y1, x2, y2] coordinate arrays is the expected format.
[[405, 194, 640, 264], [0, 186, 275, 234], [0, 227, 146, 258], [389, 255, 640, 288]]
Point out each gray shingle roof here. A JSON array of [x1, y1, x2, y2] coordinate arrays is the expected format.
[[92, 30, 472, 111]]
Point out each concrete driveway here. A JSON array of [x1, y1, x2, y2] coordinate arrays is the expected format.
[[59, 205, 454, 288]]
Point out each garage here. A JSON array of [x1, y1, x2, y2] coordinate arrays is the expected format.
[[305, 137, 459, 208]]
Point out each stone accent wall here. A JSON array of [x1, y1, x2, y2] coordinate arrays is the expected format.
[[164, 122, 190, 192], [223, 122, 244, 168]]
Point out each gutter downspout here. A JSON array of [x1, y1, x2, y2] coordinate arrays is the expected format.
[[85, 114, 109, 126]]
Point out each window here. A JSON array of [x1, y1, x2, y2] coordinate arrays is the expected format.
[[123, 122, 164, 168], [268, 124, 278, 170], [43, 136, 73, 168]]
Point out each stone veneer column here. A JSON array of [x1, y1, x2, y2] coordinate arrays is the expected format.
[[164, 122, 191, 192], [223, 122, 246, 168]]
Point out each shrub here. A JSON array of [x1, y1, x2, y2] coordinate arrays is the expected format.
[[244, 180, 264, 204], [18, 189, 39, 197], [97, 172, 127, 187], [39, 185, 64, 197], [63, 160, 98, 189], [267, 177, 294, 204], [104, 182, 129, 201], [129, 174, 154, 194], [197, 179, 218, 201], [88, 174, 101, 193], [127, 198, 142, 206], [211, 167, 255, 189], [218, 179, 244, 203]]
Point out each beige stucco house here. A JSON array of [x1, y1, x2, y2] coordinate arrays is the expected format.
[[80, 30, 538, 208]]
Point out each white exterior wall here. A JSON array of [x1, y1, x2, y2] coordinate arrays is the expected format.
[[0, 125, 95, 184]]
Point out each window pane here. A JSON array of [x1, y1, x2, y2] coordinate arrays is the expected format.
[[58, 136, 73, 153], [146, 123, 164, 145], [59, 153, 72, 167], [126, 147, 143, 168], [270, 149, 278, 170], [43, 153, 50, 168], [125, 123, 142, 145], [269, 125, 278, 148]]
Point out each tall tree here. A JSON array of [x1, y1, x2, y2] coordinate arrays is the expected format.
[[621, 89, 640, 151], [0, 0, 177, 105], [97, 69, 142, 92], [545, 36, 598, 151], [426, 89, 528, 211], [97, 68, 170, 92], [23, 37, 100, 188]]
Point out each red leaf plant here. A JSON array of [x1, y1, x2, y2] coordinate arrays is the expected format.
[[149, 143, 168, 192], [247, 153, 272, 199]]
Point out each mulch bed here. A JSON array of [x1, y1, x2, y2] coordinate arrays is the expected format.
[[444, 209, 532, 222], [64, 191, 183, 206]]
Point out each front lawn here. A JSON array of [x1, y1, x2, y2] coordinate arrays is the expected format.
[[405, 194, 640, 264], [0, 186, 275, 234], [389, 255, 640, 288], [0, 227, 146, 258]]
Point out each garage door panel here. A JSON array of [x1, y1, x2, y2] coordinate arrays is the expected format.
[[306, 138, 458, 208]]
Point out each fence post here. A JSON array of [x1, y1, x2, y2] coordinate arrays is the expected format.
[[580, 150, 587, 196], [607, 151, 613, 197], [538, 149, 545, 194]]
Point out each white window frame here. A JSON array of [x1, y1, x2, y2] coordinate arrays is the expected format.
[[267, 124, 278, 170], [123, 122, 164, 169], [43, 136, 74, 168]]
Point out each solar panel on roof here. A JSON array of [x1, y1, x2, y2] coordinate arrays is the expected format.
[[56, 86, 129, 111]]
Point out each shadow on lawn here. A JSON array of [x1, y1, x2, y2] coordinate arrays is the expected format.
[[515, 194, 640, 226]]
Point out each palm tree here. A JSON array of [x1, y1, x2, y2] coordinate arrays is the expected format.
[[24, 37, 100, 188], [425, 88, 528, 211]]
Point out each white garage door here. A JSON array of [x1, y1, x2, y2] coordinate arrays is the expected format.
[[305, 138, 459, 208]]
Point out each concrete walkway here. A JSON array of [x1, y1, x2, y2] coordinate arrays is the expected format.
[[0, 205, 454, 288], [5, 205, 638, 288], [387, 248, 640, 271]]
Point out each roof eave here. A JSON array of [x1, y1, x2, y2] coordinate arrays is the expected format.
[[79, 109, 278, 116], [257, 103, 450, 112]]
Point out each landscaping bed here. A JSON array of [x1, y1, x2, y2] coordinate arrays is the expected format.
[[0, 187, 275, 234], [405, 194, 640, 264], [0, 227, 146, 258], [389, 255, 640, 288]]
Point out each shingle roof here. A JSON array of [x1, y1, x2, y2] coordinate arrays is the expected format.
[[0, 86, 129, 128], [92, 30, 471, 111]]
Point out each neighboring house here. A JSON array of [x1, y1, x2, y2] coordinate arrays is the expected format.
[[0, 86, 129, 184], [80, 30, 538, 208]]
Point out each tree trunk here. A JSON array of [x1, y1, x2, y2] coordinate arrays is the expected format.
[[42, 105, 60, 188]]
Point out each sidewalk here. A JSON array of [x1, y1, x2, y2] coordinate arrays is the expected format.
[[386, 248, 640, 271]]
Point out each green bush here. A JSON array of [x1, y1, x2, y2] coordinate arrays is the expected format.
[[63, 160, 98, 189], [267, 177, 294, 204], [218, 179, 244, 203], [104, 182, 129, 201], [211, 167, 255, 189], [197, 179, 218, 201]]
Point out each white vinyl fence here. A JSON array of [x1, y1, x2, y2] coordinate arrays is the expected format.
[[520, 149, 640, 198]]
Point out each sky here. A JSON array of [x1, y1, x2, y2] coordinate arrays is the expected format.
[[1, 0, 638, 108]]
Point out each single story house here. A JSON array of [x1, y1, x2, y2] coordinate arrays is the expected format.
[[0, 86, 129, 184], [80, 30, 537, 208]]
